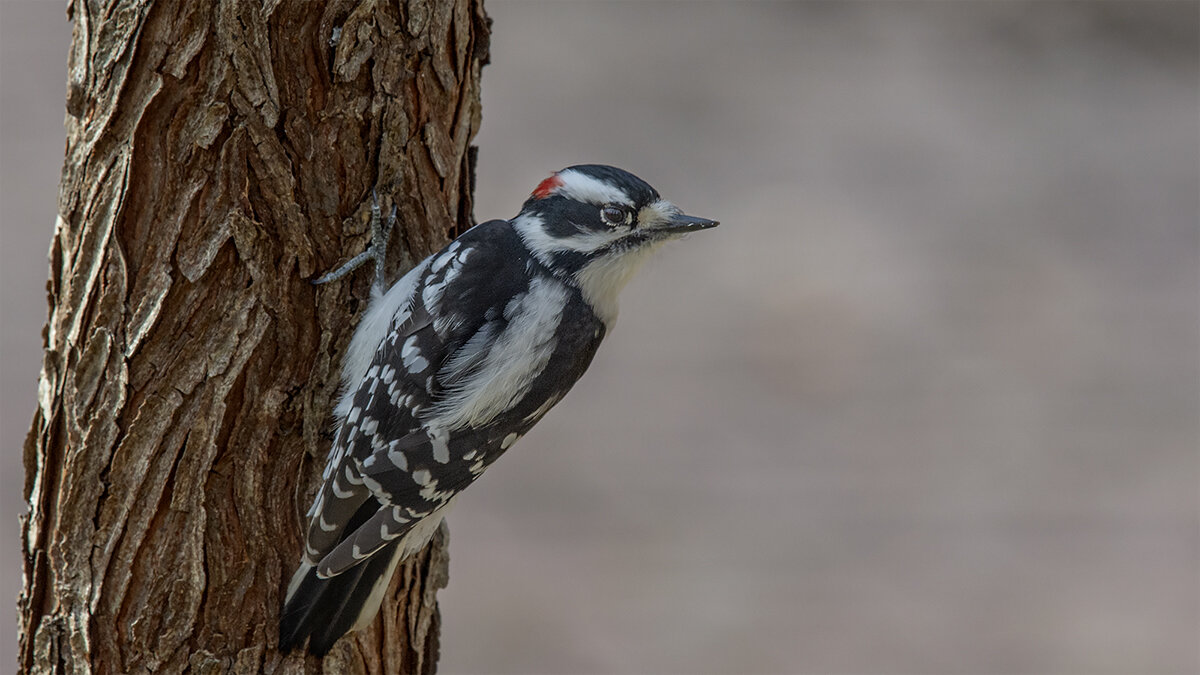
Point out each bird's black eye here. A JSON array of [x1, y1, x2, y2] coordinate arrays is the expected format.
[[601, 204, 627, 226]]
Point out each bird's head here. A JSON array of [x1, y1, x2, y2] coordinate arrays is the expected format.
[[512, 164, 718, 324]]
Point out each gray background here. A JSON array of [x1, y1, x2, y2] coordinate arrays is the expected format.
[[2, 1, 1197, 673]]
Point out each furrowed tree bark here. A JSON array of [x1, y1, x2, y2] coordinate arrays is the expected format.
[[20, 1, 490, 672]]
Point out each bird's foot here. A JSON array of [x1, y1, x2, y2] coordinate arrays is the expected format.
[[313, 190, 397, 290]]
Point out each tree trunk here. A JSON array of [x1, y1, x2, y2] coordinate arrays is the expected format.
[[19, 1, 489, 672]]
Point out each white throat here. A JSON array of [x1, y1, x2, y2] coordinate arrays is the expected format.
[[573, 243, 663, 327]]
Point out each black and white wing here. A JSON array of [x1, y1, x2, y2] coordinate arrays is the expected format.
[[280, 221, 565, 653]]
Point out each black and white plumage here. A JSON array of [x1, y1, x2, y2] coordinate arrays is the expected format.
[[279, 164, 718, 654]]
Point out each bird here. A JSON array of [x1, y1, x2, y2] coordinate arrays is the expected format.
[[280, 164, 718, 654]]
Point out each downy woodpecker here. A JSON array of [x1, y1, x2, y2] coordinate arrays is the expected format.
[[280, 164, 718, 654]]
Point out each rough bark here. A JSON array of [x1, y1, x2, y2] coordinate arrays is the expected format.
[[20, 1, 490, 673]]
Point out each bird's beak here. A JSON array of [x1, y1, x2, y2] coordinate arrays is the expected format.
[[659, 213, 720, 233]]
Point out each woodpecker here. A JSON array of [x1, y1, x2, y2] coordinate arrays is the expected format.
[[280, 164, 718, 654]]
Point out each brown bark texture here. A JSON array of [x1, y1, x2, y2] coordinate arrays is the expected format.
[[20, 0, 490, 672]]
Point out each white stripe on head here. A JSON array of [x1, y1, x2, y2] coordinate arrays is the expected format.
[[513, 213, 623, 264], [512, 214, 560, 265], [637, 199, 680, 229], [554, 169, 634, 206]]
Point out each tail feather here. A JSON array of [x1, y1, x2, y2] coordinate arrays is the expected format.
[[280, 497, 401, 655], [280, 497, 455, 654], [279, 540, 403, 655]]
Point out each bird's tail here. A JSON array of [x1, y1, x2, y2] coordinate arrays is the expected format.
[[278, 540, 405, 655]]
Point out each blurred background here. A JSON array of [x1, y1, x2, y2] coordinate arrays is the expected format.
[[2, 1, 1197, 673]]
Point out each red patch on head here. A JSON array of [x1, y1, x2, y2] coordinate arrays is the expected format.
[[531, 174, 563, 200]]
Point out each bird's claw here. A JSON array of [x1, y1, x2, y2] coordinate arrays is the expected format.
[[313, 189, 398, 289]]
